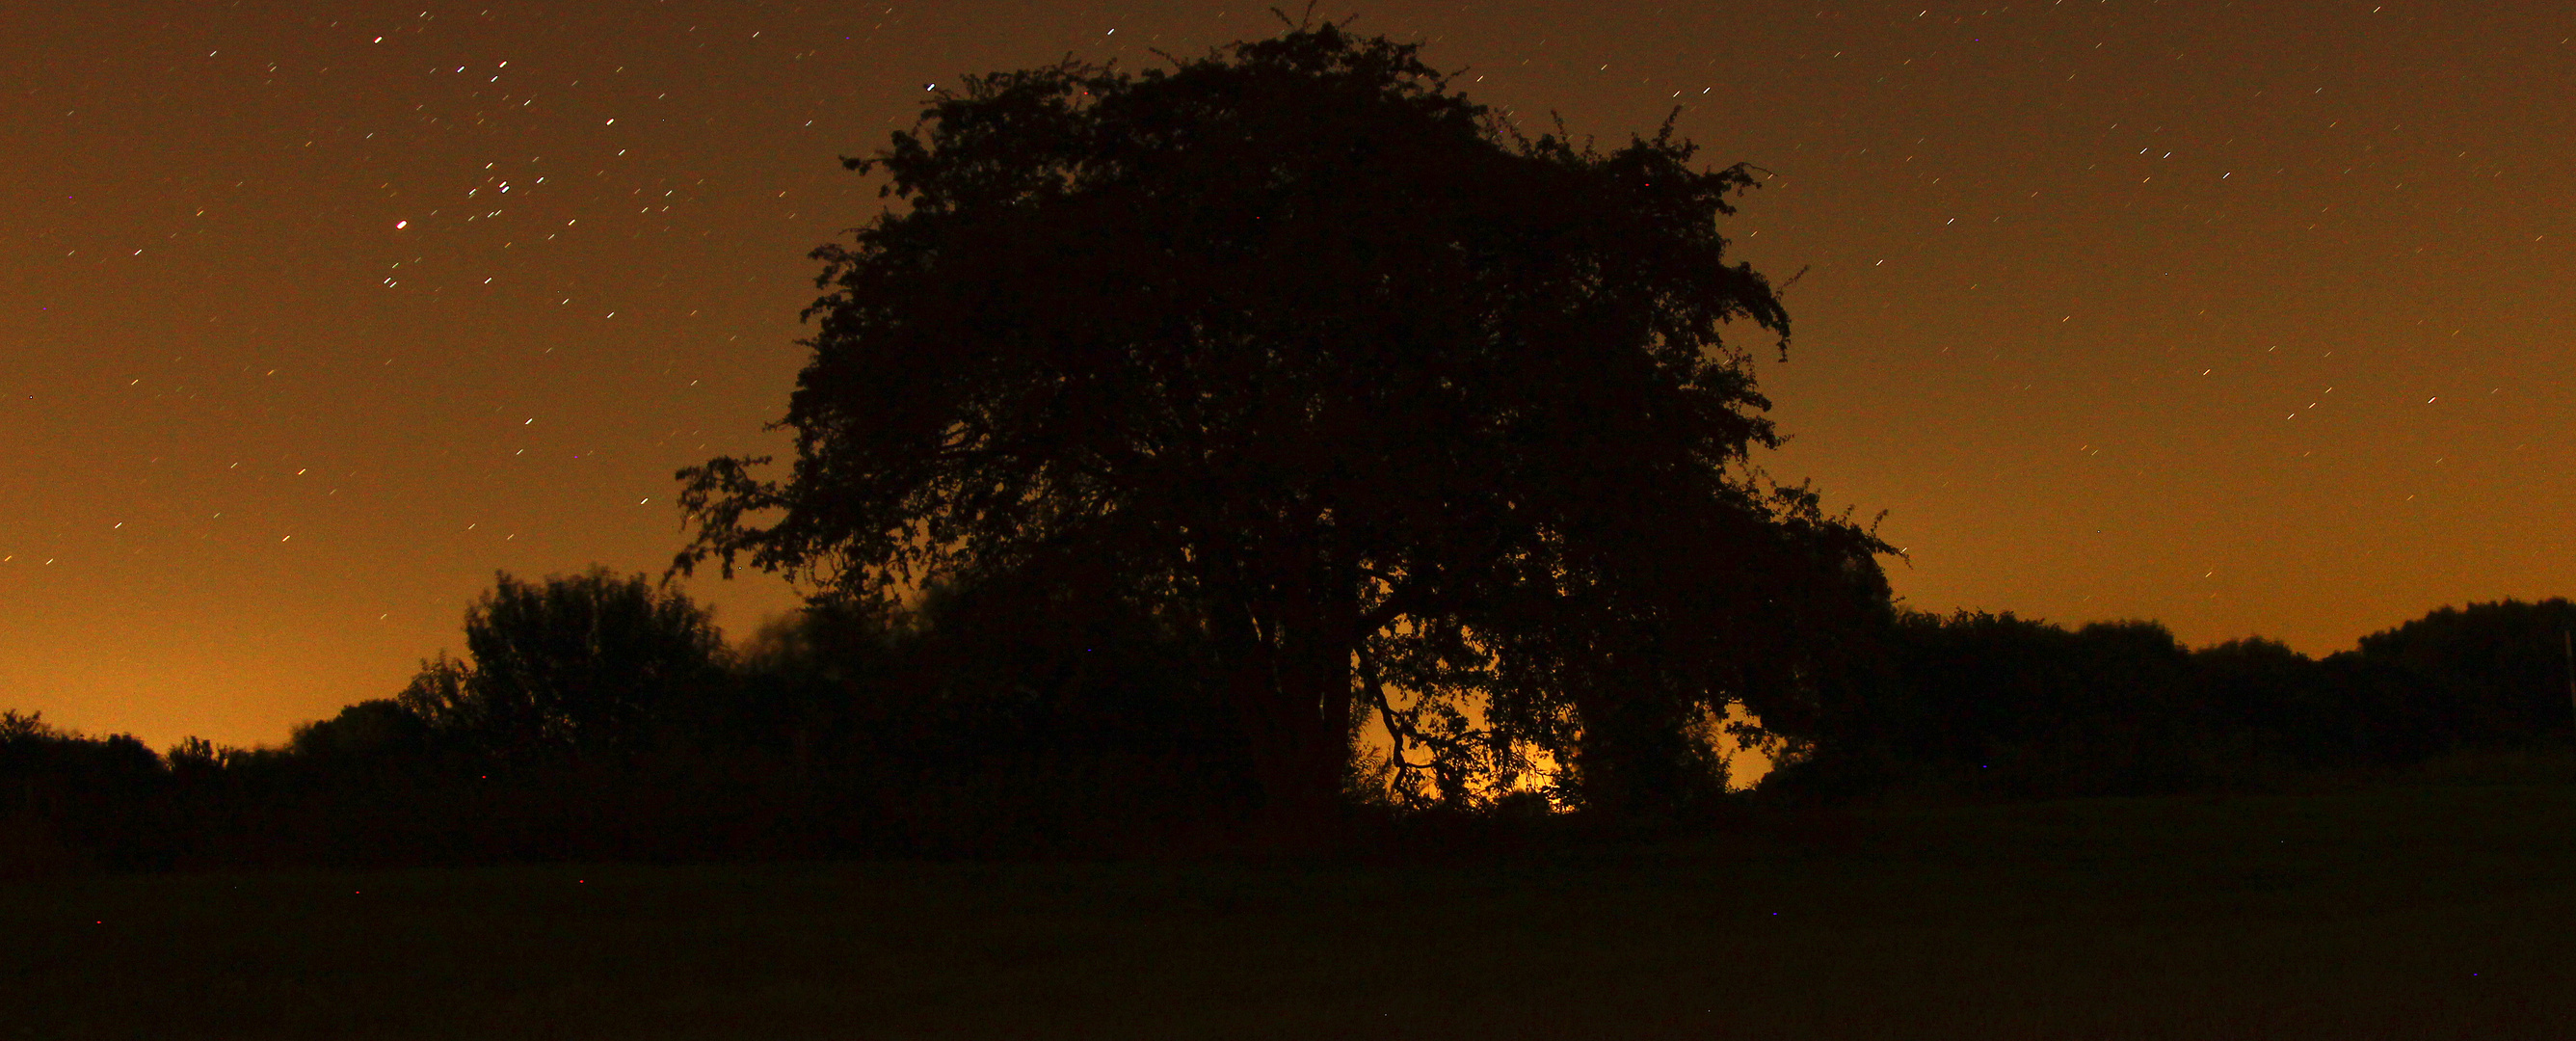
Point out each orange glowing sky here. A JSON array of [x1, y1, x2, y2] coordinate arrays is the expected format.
[[7, 1, 2573, 749]]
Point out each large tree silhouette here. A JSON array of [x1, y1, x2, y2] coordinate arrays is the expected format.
[[677, 24, 1889, 832]]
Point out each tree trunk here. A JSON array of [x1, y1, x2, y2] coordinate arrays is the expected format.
[[1187, 519, 1368, 852], [1207, 559, 1359, 850]]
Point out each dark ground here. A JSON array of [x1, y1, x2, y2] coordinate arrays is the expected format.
[[13, 761, 2576, 1039]]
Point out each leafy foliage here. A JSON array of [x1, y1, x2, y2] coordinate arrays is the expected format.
[[677, 22, 1891, 823]]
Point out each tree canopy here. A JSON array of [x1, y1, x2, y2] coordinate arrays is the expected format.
[[677, 23, 1892, 830]]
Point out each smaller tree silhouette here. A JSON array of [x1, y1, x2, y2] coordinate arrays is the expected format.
[[398, 568, 728, 757], [289, 699, 433, 761]]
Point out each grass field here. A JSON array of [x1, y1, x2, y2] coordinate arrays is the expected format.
[[13, 771, 2576, 1039]]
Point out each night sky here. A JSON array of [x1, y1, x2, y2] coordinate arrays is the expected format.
[[10, 1, 2573, 750]]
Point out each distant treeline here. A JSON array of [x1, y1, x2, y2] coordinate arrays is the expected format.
[[6, 568, 2574, 872], [1766, 599, 2576, 801]]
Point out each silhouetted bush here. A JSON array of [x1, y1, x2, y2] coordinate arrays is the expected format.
[[399, 568, 730, 759]]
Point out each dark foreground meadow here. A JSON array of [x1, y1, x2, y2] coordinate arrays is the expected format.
[[13, 768, 2576, 1040]]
